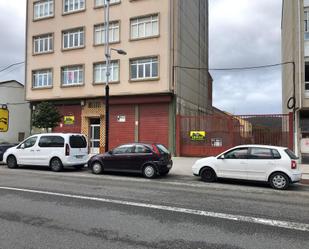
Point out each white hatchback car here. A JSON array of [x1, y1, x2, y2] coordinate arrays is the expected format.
[[3, 133, 89, 172], [192, 145, 302, 190]]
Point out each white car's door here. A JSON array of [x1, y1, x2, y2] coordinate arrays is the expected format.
[[247, 147, 278, 181], [36, 135, 65, 166], [15, 136, 39, 165], [216, 147, 249, 179]]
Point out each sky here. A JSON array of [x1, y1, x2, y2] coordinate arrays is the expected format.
[[0, 0, 283, 115]]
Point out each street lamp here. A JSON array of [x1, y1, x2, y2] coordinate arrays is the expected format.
[[104, 0, 126, 152]]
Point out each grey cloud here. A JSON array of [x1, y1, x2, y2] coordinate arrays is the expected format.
[[209, 0, 282, 114]]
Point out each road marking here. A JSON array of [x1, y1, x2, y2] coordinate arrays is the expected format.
[[0, 186, 309, 232]]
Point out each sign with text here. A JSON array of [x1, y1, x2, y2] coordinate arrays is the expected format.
[[190, 131, 206, 141], [0, 107, 9, 132]]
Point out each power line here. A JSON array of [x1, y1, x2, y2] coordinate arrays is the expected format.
[[174, 61, 294, 71], [0, 61, 25, 73]]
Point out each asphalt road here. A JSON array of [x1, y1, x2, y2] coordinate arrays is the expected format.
[[0, 165, 308, 249]]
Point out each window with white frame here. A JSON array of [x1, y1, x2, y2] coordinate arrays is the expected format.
[[63, 0, 85, 13], [305, 63, 309, 92], [305, 10, 309, 40], [130, 57, 158, 80], [63, 28, 85, 49], [95, 0, 121, 7], [33, 34, 53, 54], [94, 61, 119, 83], [131, 14, 159, 39], [34, 0, 54, 20], [61, 65, 84, 86], [32, 69, 52, 88], [94, 22, 120, 45]]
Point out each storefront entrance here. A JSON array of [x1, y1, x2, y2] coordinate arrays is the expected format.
[[89, 118, 100, 154]]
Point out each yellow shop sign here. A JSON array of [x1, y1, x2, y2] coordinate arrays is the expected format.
[[63, 115, 75, 125]]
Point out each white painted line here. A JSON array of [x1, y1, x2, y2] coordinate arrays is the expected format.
[[0, 186, 309, 232]]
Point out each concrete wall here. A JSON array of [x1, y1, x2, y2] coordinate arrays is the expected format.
[[0, 81, 31, 143], [173, 0, 209, 115]]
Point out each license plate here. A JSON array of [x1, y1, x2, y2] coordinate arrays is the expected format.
[[75, 155, 84, 159]]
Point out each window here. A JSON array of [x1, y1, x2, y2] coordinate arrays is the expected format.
[[305, 10, 309, 40], [19, 137, 38, 149], [94, 0, 121, 7], [63, 0, 85, 13], [224, 148, 248, 159], [305, 63, 309, 91], [94, 22, 120, 45], [135, 145, 151, 153], [249, 147, 273, 159], [63, 28, 85, 49], [113, 145, 134, 154], [39, 136, 65, 148], [131, 14, 159, 39], [33, 34, 53, 54], [61, 65, 84, 86], [32, 69, 52, 88], [285, 149, 298, 159], [69, 135, 87, 148], [34, 0, 54, 20], [130, 57, 158, 80], [94, 61, 119, 83]]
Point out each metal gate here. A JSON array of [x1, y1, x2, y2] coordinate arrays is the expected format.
[[176, 113, 293, 157]]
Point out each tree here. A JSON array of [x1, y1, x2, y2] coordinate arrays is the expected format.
[[32, 102, 62, 132]]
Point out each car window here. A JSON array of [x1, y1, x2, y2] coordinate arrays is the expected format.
[[284, 149, 298, 159], [249, 147, 273, 159], [135, 145, 151, 153], [156, 144, 170, 154], [69, 135, 87, 148], [20, 136, 37, 149], [113, 145, 134, 154], [272, 149, 281, 159], [225, 148, 248, 159], [39, 136, 65, 148]]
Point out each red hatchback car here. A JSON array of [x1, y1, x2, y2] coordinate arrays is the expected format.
[[88, 143, 173, 178]]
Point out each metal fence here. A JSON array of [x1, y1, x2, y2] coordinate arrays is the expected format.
[[176, 113, 293, 157]]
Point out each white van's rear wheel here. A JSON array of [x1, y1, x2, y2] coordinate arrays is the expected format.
[[50, 158, 63, 172]]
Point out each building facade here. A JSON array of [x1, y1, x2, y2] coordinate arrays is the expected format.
[[282, 0, 309, 160], [25, 0, 210, 154], [0, 81, 31, 143]]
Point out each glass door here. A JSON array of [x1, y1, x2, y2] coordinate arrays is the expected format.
[[90, 119, 100, 154]]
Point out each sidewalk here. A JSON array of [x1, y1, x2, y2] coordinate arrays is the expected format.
[[171, 157, 309, 184]]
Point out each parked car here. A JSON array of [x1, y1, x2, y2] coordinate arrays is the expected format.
[[88, 143, 173, 178], [192, 145, 302, 190], [0, 143, 17, 162], [3, 133, 88, 172]]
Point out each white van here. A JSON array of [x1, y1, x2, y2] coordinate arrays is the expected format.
[[3, 133, 89, 172]]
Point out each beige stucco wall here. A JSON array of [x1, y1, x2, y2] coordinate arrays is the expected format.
[[26, 0, 171, 101]]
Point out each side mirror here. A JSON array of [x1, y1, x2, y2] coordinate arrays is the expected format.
[[20, 144, 25, 149], [108, 150, 113, 154], [218, 155, 225, 159]]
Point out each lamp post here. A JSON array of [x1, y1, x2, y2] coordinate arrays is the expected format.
[[104, 0, 126, 152]]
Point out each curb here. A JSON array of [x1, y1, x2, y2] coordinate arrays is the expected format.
[[301, 179, 309, 185]]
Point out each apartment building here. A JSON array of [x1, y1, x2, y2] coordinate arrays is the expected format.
[[25, 0, 210, 154]]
